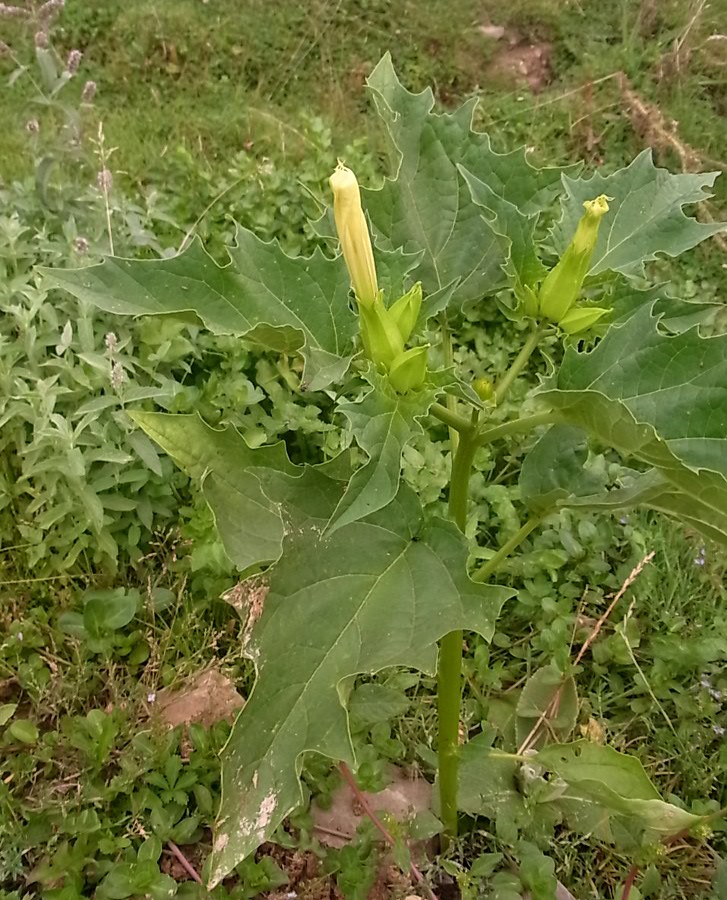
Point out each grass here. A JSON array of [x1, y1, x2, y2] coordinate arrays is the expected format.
[[2, 0, 727, 897]]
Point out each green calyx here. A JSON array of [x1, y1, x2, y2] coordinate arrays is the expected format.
[[558, 306, 610, 334], [358, 293, 405, 369], [388, 345, 429, 393], [534, 194, 612, 324], [357, 283, 428, 391], [472, 377, 494, 402], [388, 282, 422, 343]]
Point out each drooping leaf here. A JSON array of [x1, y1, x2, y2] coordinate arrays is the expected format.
[[563, 467, 727, 544], [458, 735, 523, 820], [363, 55, 566, 313], [45, 230, 357, 391], [539, 303, 727, 544], [519, 425, 609, 515], [130, 412, 343, 570], [536, 741, 703, 842], [328, 370, 441, 532], [208, 488, 512, 885], [551, 150, 725, 277]]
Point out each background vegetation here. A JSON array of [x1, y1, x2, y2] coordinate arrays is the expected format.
[[1, 0, 726, 897]]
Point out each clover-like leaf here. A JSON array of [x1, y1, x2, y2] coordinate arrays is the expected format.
[[539, 303, 727, 544], [46, 229, 357, 391], [208, 487, 512, 885], [363, 55, 567, 313], [551, 150, 725, 277]]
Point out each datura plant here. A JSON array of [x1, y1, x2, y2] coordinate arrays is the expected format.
[[48, 55, 727, 891]]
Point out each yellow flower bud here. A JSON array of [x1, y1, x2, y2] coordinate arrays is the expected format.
[[388, 282, 422, 343], [538, 194, 611, 323], [388, 345, 429, 394], [329, 162, 378, 308]]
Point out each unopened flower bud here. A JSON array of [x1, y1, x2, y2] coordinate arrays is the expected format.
[[388, 345, 429, 394], [472, 377, 494, 402], [35, 31, 48, 48], [538, 195, 611, 323], [329, 162, 378, 308], [388, 282, 422, 343]]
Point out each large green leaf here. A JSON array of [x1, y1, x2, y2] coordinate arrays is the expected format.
[[208, 488, 512, 885], [536, 742, 703, 842], [130, 413, 344, 570], [519, 425, 608, 515], [551, 150, 725, 276], [46, 230, 357, 391], [328, 371, 441, 533], [459, 738, 702, 848], [363, 55, 566, 312], [539, 303, 727, 544]]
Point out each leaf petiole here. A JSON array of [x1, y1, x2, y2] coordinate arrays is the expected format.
[[471, 514, 545, 583], [476, 411, 556, 447], [430, 402, 475, 434], [494, 324, 548, 404]]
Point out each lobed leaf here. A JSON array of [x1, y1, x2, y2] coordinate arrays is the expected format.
[[539, 303, 727, 544], [551, 150, 725, 277], [46, 229, 357, 391], [130, 413, 344, 570], [327, 370, 442, 533], [364, 54, 567, 312], [208, 487, 512, 884]]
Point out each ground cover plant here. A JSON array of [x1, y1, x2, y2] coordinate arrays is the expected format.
[[2, 2, 727, 899], [46, 50, 727, 898]]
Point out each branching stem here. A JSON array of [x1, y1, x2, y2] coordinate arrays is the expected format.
[[476, 411, 556, 447], [431, 403, 474, 434], [494, 325, 546, 404], [472, 516, 544, 583]]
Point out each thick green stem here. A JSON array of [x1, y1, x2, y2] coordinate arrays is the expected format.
[[476, 411, 556, 447], [437, 429, 478, 846], [431, 403, 473, 434], [471, 515, 543, 583], [494, 326, 546, 404], [438, 311, 460, 452]]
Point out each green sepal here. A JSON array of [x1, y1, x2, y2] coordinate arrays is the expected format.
[[518, 284, 540, 319], [388, 345, 429, 393], [358, 294, 405, 369], [559, 306, 610, 334], [388, 282, 423, 342]]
